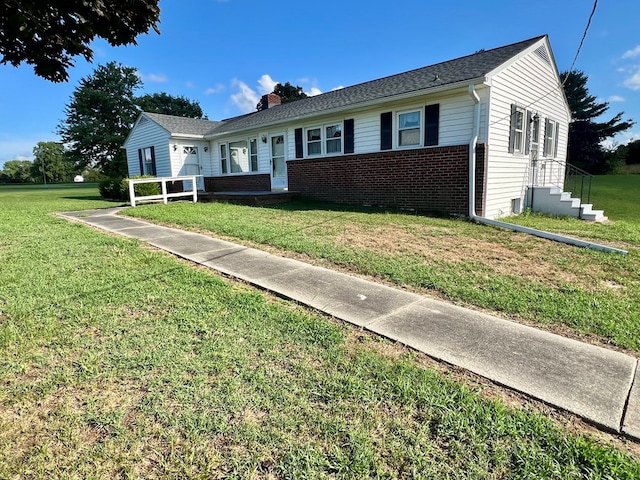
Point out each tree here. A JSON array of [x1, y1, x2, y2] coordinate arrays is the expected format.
[[58, 62, 141, 178], [0, 1, 160, 82], [135, 92, 205, 118], [31, 141, 75, 183], [256, 82, 308, 110], [0, 160, 34, 183], [561, 71, 634, 172]]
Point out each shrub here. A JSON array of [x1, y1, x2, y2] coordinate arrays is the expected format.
[[99, 177, 125, 200]]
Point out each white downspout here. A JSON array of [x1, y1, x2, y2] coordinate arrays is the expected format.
[[466, 84, 627, 255]]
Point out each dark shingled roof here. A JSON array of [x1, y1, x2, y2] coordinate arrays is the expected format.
[[143, 112, 220, 136], [142, 36, 545, 138]]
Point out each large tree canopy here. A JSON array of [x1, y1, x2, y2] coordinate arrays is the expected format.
[[560, 71, 634, 173], [58, 61, 141, 178], [31, 141, 75, 183], [0, 160, 33, 183], [0, 0, 160, 82], [136, 92, 205, 118]]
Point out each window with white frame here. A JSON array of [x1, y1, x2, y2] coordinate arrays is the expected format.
[[510, 106, 526, 153], [305, 123, 343, 156], [543, 119, 559, 158], [219, 138, 259, 174], [398, 110, 422, 147]]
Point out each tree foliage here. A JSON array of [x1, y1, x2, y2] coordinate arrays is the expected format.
[[58, 61, 141, 178], [256, 82, 308, 110], [0, 160, 34, 183], [136, 92, 205, 118], [31, 141, 75, 183], [560, 71, 635, 173], [0, 0, 160, 82]]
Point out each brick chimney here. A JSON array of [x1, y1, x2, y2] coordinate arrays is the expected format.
[[259, 93, 281, 111]]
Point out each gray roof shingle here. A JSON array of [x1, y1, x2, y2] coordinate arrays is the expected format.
[[143, 112, 220, 136], [144, 36, 545, 138]]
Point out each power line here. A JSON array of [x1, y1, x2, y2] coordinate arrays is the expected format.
[[488, 0, 599, 127]]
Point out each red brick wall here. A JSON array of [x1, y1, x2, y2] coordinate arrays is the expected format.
[[288, 144, 487, 217], [204, 174, 271, 192]]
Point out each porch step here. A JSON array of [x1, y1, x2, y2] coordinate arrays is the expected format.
[[580, 204, 608, 222], [530, 186, 607, 222]]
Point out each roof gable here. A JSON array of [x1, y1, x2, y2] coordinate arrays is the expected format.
[[143, 112, 220, 137]]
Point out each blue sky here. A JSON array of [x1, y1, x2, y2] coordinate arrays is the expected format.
[[1, 0, 639, 168]]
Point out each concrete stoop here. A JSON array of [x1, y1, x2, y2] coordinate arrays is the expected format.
[[530, 186, 608, 222]]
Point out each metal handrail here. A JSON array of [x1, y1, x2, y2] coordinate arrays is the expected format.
[[544, 158, 593, 205]]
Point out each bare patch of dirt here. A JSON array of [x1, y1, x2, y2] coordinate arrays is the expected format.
[[334, 223, 596, 290]]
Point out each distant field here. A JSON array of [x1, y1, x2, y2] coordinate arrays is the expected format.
[[589, 174, 640, 222]]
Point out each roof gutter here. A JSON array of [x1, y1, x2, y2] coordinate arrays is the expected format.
[[466, 84, 627, 255]]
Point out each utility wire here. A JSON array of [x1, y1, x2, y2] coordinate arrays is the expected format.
[[488, 0, 598, 127]]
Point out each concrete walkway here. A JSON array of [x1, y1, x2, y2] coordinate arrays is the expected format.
[[59, 207, 640, 441]]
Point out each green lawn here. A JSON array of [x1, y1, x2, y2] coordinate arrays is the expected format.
[[1, 183, 639, 477], [590, 175, 640, 223], [124, 175, 640, 353]]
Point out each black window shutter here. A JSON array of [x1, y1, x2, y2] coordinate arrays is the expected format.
[[138, 149, 144, 174], [424, 104, 439, 146], [294, 128, 303, 158], [344, 119, 355, 154], [508, 104, 517, 153], [380, 112, 392, 150], [150, 146, 157, 175], [553, 122, 560, 158], [524, 111, 532, 155]]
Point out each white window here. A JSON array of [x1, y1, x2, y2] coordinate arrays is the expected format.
[[543, 119, 559, 158], [512, 107, 525, 153], [219, 137, 259, 175], [326, 124, 342, 154], [307, 127, 322, 156], [398, 110, 422, 147], [305, 123, 343, 156]]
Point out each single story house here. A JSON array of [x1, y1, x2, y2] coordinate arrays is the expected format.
[[124, 35, 581, 220]]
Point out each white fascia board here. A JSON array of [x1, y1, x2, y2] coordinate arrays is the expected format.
[[204, 77, 487, 139]]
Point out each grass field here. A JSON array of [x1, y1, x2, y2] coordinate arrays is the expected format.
[[124, 175, 640, 354], [1, 183, 640, 478]]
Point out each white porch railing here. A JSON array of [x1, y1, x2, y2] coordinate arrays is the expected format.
[[128, 175, 201, 207]]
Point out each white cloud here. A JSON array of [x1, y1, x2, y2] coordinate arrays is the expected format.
[[139, 72, 168, 83], [623, 67, 640, 90], [331, 86, 345, 91], [608, 95, 625, 102], [258, 74, 278, 94], [306, 87, 322, 96], [185, 81, 195, 88], [230, 79, 260, 113], [622, 45, 640, 59], [205, 84, 225, 95]]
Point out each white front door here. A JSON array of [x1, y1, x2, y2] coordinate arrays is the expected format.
[[270, 135, 287, 190], [182, 146, 204, 190]]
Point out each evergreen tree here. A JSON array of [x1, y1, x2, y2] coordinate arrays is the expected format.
[[561, 71, 634, 172]]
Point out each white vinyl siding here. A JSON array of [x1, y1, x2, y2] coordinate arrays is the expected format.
[[484, 39, 570, 219], [124, 118, 171, 177]]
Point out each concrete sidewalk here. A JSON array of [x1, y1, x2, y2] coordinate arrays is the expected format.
[[59, 207, 640, 440]]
